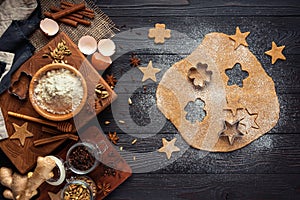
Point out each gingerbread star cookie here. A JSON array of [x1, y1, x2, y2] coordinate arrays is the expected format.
[[158, 138, 180, 159], [138, 60, 161, 82], [229, 27, 250, 49], [265, 41, 286, 64], [148, 23, 171, 44], [10, 122, 33, 147]]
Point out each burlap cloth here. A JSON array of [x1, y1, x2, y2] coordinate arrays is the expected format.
[[30, 0, 116, 51]]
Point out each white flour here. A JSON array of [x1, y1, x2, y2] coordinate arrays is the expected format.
[[34, 68, 83, 114]]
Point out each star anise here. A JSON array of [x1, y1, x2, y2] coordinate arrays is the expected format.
[[97, 182, 111, 196], [105, 74, 117, 87], [108, 132, 119, 145], [130, 54, 141, 67]]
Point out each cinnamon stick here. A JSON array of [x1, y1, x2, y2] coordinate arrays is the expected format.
[[33, 134, 78, 147], [51, 2, 85, 20], [61, 4, 95, 19], [66, 15, 91, 26], [49, 7, 91, 26], [42, 126, 61, 135], [44, 12, 78, 27], [61, 1, 94, 13], [50, 6, 83, 19], [76, 10, 95, 19]]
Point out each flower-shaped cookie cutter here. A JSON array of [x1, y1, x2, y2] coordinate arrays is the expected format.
[[187, 62, 212, 88]]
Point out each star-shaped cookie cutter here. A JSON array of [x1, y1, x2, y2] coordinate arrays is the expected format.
[[219, 120, 244, 145]]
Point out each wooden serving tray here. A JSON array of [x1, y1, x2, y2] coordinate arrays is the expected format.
[[38, 126, 132, 200], [0, 32, 117, 174]]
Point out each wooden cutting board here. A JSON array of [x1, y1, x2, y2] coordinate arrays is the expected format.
[[38, 126, 132, 200], [0, 32, 117, 174]]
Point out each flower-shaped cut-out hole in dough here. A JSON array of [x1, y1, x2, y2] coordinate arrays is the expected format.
[[188, 63, 212, 88], [225, 63, 249, 87], [184, 98, 206, 124]]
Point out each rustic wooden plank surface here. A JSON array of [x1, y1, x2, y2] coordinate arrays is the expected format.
[[99, 0, 300, 17], [0, 133, 300, 175], [94, 0, 300, 199], [104, 174, 300, 200], [99, 0, 189, 6], [1, 0, 300, 199]]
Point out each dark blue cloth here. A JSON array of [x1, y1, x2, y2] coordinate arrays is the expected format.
[[0, 2, 41, 94], [0, 61, 5, 76]]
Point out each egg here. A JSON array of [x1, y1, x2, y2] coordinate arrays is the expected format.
[[40, 18, 59, 36], [98, 39, 116, 57], [91, 52, 112, 71], [78, 35, 97, 55]]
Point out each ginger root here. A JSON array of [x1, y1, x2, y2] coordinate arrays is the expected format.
[[0, 156, 56, 200]]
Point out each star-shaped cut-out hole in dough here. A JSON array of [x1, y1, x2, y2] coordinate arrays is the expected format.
[[224, 95, 244, 117], [48, 190, 62, 200], [138, 60, 161, 82], [184, 98, 206, 124], [265, 41, 286, 64], [225, 63, 249, 87], [10, 122, 33, 147], [148, 23, 171, 44], [188, 62, 212, 88], [229, 27, 250, 49], [158, 138, 180, 159], [238, 109, 259, 134], [219, 120, 244, 145]]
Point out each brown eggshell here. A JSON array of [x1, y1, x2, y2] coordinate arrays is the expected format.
[[91, 52, 112, 71]]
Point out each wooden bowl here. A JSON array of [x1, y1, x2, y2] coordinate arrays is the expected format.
[[29, 63, 87, 121]]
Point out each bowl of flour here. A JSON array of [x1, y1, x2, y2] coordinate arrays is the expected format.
[[29, 63, 87, 121]]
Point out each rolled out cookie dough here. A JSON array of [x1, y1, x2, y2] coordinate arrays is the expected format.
[[156, 32, 279, 152]]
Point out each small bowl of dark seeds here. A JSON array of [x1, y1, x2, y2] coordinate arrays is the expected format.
[[66, 142, 98, 174], [61, 180, 93, 200]]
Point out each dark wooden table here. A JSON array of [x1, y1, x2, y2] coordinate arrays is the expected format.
[[1, 0, 300, 199]]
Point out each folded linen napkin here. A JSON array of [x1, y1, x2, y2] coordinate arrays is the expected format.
[[0, 0, 41, 94], [0, 51, 14, 81], [0, 0, 37, 37], [0, 108, 8, 140]]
